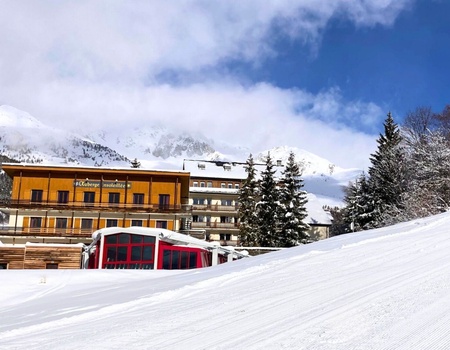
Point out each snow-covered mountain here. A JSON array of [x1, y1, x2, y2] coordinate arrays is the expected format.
[[0, 105, 361, 204]]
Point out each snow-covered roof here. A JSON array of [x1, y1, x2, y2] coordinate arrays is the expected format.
[[184, 159, 284, 180], [90, 226, 248, 259]]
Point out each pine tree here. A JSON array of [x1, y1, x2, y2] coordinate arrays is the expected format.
[[278, 152, 309, 246], [343, 173, 374, 231], [237, 154, 259, 246], [256, 153, 279, 247], [130, 158, 141, 168], [367, 112, 406, 227]]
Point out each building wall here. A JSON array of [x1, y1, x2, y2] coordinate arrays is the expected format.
[[1, 164, 190, 244]]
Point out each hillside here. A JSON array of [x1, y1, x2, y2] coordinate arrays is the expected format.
[[0, 105, 361, 205], [1, 212, 450, 349]]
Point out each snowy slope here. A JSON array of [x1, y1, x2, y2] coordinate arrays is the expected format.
[[1, 212, 450, 349]]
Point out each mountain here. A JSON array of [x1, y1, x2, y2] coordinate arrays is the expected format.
[[0, 105, 361, 204]]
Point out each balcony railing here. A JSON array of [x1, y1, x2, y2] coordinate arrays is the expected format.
[[1, 199, 192, 213], [191, 222, 239, 230], [191, 204, 239, 212], [0, 226, 94, 238]]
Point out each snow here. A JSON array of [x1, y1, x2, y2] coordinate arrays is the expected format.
[[2, 212, 450, 349]]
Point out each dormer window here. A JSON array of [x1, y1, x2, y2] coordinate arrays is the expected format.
[[223, 164, 231, 171], [198, 163, 206, 170]]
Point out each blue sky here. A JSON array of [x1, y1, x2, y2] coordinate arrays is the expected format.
[[0, 1, 447, 169]]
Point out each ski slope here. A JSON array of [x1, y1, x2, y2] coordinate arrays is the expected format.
[[1, 212, 450, 349]]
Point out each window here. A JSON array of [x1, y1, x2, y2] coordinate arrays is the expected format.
[[84, 192, 95, 205], [192, 215, 204, 222], [57, 191, 69, 204], [0, 263, 8, 269], [235, 184, 240, 189], [162, 247, 198, 270], [81, 218, 93, 230], [221, 199, 232, 206], [31, 189, 43, 203], [156, 220, 167, 229], [200, 182, 205, 187], [109, 192, 120, 205], [193, 182, 198, 187], [131, 219, 143, 227], [103, 233, 156, 269], [220, 233, 232, 241], [56, 218, 67, 229], [207, 181, 213, 188], [133, 193, 144, 205], [46, 263, 59, 269], [106, 219, 118, 227], [220, 216, 233, 223], [228, 183, 233, 188], [30, 217, 42, 228], [159, 194, 170, 210], [193, 198, 205, 205], [221, 183, 226, 188]]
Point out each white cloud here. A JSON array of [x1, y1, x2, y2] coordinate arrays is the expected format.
[[0, 0, 413, 169]]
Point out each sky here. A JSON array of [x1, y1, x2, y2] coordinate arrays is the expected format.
[[1, 211, 450, 349], [0, 0, 449, 169]]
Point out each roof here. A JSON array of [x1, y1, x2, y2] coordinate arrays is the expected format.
[[1, 162, 190, 177], [184, 159, 284, 180]]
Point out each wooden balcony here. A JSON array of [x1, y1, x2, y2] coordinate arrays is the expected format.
[[0, 226, 93, 238], [2, 199, 192, 213]]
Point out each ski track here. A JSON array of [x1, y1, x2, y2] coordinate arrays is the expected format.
[[1, 214, 450, 349]]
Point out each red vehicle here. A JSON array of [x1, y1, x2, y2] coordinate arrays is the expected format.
[[84, 227, 246, 270]]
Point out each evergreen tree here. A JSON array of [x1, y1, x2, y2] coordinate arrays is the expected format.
[[367, 112, 406, 227], [256, 153, 279, 247], [237, 154, 259, 246], [278, 152, 309, 246], [130, 158, 141, 168], [342, 173, 374, 231]]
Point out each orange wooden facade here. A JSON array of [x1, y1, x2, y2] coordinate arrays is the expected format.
[[0, 164, 191, 244]]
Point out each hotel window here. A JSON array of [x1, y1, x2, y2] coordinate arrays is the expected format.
[[193, 182, 198, 187], [109, 192, 120, 204], [30, 217, 42, 228], [31, 189, 43, 203], [131, 219, 143, 227], [106, 219, 118, 227], [221, 199, 232, 206], [156, 220, 167, 229], [133, 193, 144, 205], [159, 194, 170, 210], [193, 198, 205, 205], [84, 192, 95, 205], [57, 190, 69, 204], [220, 216, 233, 223], [220, 233, 231, 241], [81, 218, 93, 230], [56, 218, 67, 229]]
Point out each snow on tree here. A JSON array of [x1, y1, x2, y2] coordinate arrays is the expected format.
[[130, 158, 141, 168], [402, 130, 450, 218], [256, 153, 280, 247], [237, 154, 259, 246], [367, 112, 407, 228], [277, 151, 309, 246], [343, 173, 375, 231]]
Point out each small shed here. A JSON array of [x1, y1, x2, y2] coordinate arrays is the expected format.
[[0, 242, 84, 269]]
